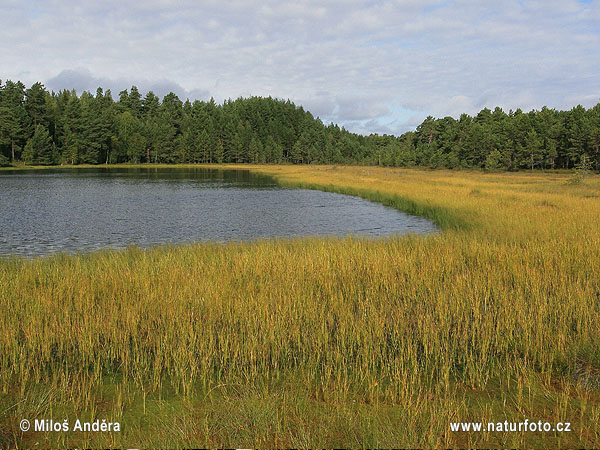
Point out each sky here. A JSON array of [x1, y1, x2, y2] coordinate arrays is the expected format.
[[1, 0, 598, 135]]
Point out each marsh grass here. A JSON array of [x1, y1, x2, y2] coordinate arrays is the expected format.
[[1, 165, 599, 447]]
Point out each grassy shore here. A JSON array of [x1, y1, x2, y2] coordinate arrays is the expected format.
[[1, 164, 599, 448]]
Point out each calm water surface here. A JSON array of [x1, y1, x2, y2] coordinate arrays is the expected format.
[[0, 168, 438, 257]]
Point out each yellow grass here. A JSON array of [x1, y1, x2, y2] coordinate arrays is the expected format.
[[0, 165, 599, 448]]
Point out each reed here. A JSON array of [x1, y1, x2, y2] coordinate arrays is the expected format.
[[1, 165, 599, 448]]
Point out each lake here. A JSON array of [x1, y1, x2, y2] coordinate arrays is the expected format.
[[0, 167, 438, 257]]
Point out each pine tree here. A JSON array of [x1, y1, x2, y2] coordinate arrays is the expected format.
[[0, 106, 21, 161], [79, 93, 102, 164], [525, 130, 543, 170], [128, 86, 142, 117], [214, 138, 224, 164], [0, 80, 28, 160], [63, 95, 83, 164], [198, 129, 210, 163], [25, 82, 48, 129], [23, 124, 53, 165]]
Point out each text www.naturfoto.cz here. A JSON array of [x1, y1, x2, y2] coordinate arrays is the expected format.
[[450, 420, 571, 433]]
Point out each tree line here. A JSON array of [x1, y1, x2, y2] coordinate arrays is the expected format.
[[1, 80, 599, 170]]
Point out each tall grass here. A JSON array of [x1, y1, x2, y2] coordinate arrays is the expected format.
[[1, 165, 599, 447]]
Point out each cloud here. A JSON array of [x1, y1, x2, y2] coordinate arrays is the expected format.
[[45, 69, 210, 101], [1, 0, 599, 134]]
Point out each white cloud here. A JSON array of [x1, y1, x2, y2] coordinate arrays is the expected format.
[[1, 0, 599, 134]]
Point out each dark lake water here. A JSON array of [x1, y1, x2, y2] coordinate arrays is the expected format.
[[0, 168, 438, 257]]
